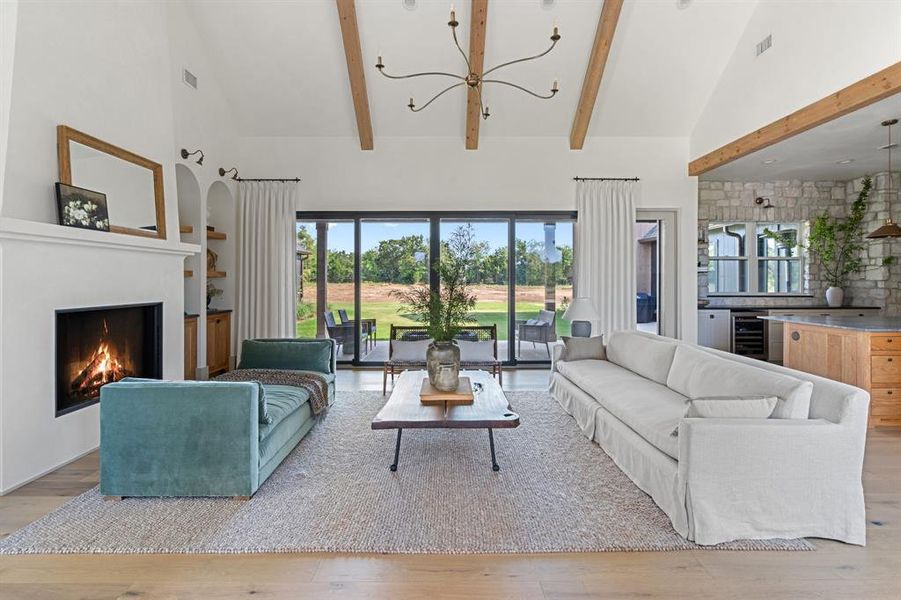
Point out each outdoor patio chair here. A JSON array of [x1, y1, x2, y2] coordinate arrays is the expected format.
[[324, 311, 367, 357], [517, 309, 557, 357], [338, 309, 376, 352]]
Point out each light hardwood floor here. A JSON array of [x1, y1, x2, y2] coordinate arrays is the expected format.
[[1, 368, 899, 600]]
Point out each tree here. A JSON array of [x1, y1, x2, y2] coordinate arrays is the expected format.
[[361, 235, 429, 284], [327, 250, 354, 283]]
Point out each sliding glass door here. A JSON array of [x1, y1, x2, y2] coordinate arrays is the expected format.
[[296, 219, 356, 363], [514, 220, 573, 361], [440, 218, 510, 359], [359, 219, 431, 362], [296, 212, 576, 366]]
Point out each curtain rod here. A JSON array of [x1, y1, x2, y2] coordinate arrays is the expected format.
[[236, 177, 301, 183], [573, 177, 639, 182]]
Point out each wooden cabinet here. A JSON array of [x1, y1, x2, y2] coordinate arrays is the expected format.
[[698, 309, 731, 351], [207, 310, 231, 376], [782, 322, 901, 428], [767, 308, 875, 363], [184, 315, 198, 380]]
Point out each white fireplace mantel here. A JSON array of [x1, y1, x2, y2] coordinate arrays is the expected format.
[[0, 217, 200, 256]]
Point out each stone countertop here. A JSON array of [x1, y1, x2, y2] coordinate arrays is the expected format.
[[700, 305, 880, 311], [758, 315, 901, 332]]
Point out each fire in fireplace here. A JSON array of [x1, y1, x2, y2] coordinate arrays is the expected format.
[[55, 303, 162, 417]]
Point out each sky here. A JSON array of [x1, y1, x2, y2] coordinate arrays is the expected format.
[[297, 220, 573, 253]]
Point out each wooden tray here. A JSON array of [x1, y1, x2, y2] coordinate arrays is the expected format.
[[420, 377, 474, 405]]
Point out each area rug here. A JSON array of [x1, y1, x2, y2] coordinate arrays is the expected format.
[[0, 391, 812, 554]]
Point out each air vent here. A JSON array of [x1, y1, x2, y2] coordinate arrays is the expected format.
[[755, 34, 772, 57], [182, 68, 198, 90]]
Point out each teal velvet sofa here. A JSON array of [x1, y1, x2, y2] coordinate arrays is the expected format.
[[100, 338, 336, 499]]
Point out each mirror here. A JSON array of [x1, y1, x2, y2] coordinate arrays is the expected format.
[[57, 125, 166, 239]]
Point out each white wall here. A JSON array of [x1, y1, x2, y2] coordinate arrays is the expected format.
[[1, 0, 180, 235], [691, 0, 901, 159], [0, 0, 19, 213], [235, 135, 699, 342]]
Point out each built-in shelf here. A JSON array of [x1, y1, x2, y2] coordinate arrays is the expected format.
[[207, 230, 227, 240], [184, 269, 194, 277], [208, 270, 226, 279], [180, 225, 194, 234]]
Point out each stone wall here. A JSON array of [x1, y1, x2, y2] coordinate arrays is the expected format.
[[843, 172, 901, 313], [698, 179, 843, 307], [698, 172, 900, 312]]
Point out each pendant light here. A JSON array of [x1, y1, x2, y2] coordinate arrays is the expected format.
[[867, 118, 901, 239]]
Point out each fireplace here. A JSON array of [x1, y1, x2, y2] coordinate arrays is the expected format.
[[55, 303, 162, 417]]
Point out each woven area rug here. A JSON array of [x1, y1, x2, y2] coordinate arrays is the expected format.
[[0, 391, 812, 554]]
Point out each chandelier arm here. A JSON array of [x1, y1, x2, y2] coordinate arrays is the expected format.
[[410, 82, 467, 112], [481, 79, 558, 100], [377, 68, 466, 81], [478, 83, 487, 119], [482, 39, 558, 78], [451, 25, 473, 74]]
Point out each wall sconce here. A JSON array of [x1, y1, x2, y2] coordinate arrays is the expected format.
[[180, 148, 204, 165], [219, 167, 239, 180], [754, 196, 774, 209]]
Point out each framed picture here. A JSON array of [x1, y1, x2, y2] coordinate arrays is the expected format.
[[55, 182, 110, 231]]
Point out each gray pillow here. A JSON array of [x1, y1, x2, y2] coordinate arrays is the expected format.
[[672, 395, 778, 436], [561, 336, 606, 361]]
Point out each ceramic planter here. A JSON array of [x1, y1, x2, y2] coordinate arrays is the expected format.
[[826, 286, 844, 308], [426, 341, 461, 392]]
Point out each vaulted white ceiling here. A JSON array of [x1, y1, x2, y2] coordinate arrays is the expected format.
[[185, 0, 757, 138]]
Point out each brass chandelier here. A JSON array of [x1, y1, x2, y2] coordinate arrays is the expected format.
[[375, 5, 560, 119]]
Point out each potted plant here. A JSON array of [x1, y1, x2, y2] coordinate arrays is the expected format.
[[394, 225, 477, 392], [765, 176, 890, 307], [207, 280, 223, 309]]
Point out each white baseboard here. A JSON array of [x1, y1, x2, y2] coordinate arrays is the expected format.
[[0, 445, 99, 496]]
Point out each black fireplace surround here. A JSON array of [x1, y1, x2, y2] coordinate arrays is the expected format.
[[55, 303, 162, 417]]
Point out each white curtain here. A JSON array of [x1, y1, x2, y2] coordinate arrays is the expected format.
[[235, 181, 297, 347], [574, 180, 637, 336]]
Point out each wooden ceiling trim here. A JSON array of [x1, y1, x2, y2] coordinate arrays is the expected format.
[[465, 0, 489, 150], [689, 61, 901, 176], [569, 0, 625, 150], [336, 0, 374, 150]]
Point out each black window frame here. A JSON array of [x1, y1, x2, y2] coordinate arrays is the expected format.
[[296, 210, 578, 367]]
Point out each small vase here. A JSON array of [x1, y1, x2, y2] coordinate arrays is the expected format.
[[826, 286, 844, 308], [426, 341, 461, 392]]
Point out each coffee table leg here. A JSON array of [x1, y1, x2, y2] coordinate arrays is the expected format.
[[390, 428, 403, 472], [488, 428, 500, 472]]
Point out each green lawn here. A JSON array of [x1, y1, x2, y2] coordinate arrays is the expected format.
[[296, 300, 569, 341]]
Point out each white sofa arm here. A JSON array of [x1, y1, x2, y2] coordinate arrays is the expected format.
[[550, 341, 565, 372], [677, 418, 866, 545]]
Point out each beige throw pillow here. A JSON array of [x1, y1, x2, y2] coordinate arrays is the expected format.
[[672, 395, 778, 436], [561, 336, 606, 361]]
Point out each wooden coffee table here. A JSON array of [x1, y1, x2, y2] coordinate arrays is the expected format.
[[371, 369, 520, 472]]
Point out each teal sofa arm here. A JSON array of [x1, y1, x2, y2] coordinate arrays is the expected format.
[[239, 338, 337, 374], [100, 380, 260, 498]]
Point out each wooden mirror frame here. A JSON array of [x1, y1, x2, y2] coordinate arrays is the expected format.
[[57, 125, 167, 240]]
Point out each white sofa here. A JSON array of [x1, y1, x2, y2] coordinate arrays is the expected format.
[[550, 329, 868, 546]]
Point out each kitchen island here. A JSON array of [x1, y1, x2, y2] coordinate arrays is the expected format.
[[761, 315, 901, 427]]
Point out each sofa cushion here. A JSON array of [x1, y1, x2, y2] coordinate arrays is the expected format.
[[391, 339, 432, 362], [258, 385, 310, 441], [257, 385, 313, 469], [239, 339, 333, 374], [605, 330, 678, 385], [667, 345, 812, 419], [556, 360, 685, 460], [458, 340, 496, 362], [561, 336, 606, 361]]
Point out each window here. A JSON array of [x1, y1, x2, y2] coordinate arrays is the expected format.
[[708, 222, 806, 294], [296, 211, 576, 365]]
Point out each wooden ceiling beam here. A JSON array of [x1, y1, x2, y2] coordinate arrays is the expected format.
[[689, 61, 901, 176], [336, 0, 374, 150], [465, 0, 489, 150], [569, 0, 625, 150]]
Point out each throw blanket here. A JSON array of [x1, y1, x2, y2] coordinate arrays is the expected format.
[[215, 369, 331, 415]]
